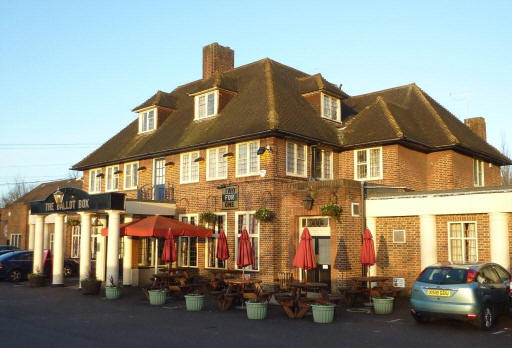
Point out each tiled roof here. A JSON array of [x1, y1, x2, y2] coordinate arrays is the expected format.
[[72, 62, 511, 170], [14, 178, 83, 204]]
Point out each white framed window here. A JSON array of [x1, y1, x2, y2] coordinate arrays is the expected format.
[[354, 147, 382, 180], [206, 146, 228, 181], [178, 214, 199, 267], [105, 165, 120, 192], [392, 229, 406, 243], [89, 168, 102, 193], [71, 226, 80, 258], [49, 233, 54, 253], [286, 141, 307, 177], [124, 162, 139, 189], [236, 140, 260, 177], [473, 159, 484, 187], [235, 211, 259, 271], [312, 148, 333, 180], [139, 109, 156, 133], [321, 93, 341, 122], [448, 222, 478, 263], [194, 90, 218, 120], [10, 234, 21, 248], [180, 151, 200, 184], [205, 213, 227, 269], [351, 203, 360, 217]]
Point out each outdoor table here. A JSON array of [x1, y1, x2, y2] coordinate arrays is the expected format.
[[347, 276, 392, 304], [276, 282, 328, 319], [214, 278, 264, 311]]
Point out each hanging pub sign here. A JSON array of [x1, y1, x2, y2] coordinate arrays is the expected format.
[[221, 185, 238, 210]]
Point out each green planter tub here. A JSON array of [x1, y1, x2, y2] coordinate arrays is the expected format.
[[372, 297, 395, 315], [246, 301, 268, 320], [185, 294, 205, 311], [105, 286, 122, 300], [148, 289, 167, 305], [311, 303, 335, 324]]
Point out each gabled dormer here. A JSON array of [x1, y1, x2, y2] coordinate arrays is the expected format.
[[298, 73, 345, 124], [190, 88, 219, 120], [132, 90, 176, 134]]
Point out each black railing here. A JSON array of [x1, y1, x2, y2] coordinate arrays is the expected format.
[[137, 183, 175, 203]]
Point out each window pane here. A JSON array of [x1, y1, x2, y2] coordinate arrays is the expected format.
[[466, 239, 477, 262], [331, 98, 337, 120], [323, 151, 331, 179], [208, 149, 216, 178], [313, 148, 322, 178], [106, 167, 112, 191], [464, 223, 476, 238], [190, 237, 197, 266], [198, 96, 205, 118], [297, 144, 305, 176], [370, 148, 380, 178], [218, 147, 227, 178], [132, 164, 138, 187], [207, 93, 215, 115], [182, 154, 189, 181], [450, 224, 462, 238], [148, 110, 154, 130], [191, 153, 199, 181], [286, 142, 295, 173], [450, 239, 463, 263], [249, 142, 258, 173], [238, 144, 247, 175], [323, 95, 330, 117]]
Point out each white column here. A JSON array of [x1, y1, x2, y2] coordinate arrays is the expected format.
[[154, 238, 159, 275], [96, 235, 107, 281], [106, 210, 121, 286], [122, 215, 133, 286], [43, 222, 50, 249], [28, 224, 35, 250], [489, 212, 510, 270], [33, 215, 44, 274], [366, 217, 377, 277], [420, 215, 437, 270], [78, 212, 92, 285], [52, 214, 65, 286]]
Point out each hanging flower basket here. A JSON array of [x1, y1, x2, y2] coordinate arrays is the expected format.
[[254, 207, 275, 222], [185, 294, 205, 311], [311, 303, 336, 323], [67, 218, 81, 227], [199, 212, 217, 225], [246, 301, 268, 320], [320, 203, 342, 221]]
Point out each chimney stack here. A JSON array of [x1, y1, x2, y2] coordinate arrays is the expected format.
[[203, 42, 234, 80], [464, 117, 487, 141]]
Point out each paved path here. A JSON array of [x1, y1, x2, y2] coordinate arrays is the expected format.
[[0, 280, 510, 347]]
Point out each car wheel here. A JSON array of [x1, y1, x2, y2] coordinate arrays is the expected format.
[[411, 311, 428, 323], [9, 269, 22, 282], [64, 265, 73, 277], [477, 304, 495, 330]]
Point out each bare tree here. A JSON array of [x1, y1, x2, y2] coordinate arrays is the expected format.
[[501, 136, 512, 186], [0, 178, 33, 208], [67, 170, 82, 179]]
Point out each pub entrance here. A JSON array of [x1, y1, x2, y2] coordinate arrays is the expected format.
[[298, 216, 331, 288]]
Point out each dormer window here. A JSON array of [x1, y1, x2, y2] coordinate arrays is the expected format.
[[139, 109, 156, 133], [321, 93, 341, 122], [194, 90, 218, 120]]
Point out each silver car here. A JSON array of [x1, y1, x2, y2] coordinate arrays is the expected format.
[[410, 263, 511, 329]]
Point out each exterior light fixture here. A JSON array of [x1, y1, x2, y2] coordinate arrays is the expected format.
[[53, 188, 65, 205], [137, 166, 146, 171], [257, 145, 272, 156], [194, 157, 205, 163], [96, 172, 104, 178], [164, 161, 175, 166], [113, 169, 122, 175], [222, 152, 234, 158], [302, 195, 314, 210], [91, 216, 103, 227]]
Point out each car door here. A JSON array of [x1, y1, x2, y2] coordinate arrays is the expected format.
[[479, 266, 505, 308], [491, 265, 510, 310]]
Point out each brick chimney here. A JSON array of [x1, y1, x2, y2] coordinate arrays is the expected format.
[[464, 117, 487, 141], [202, 42, 234, 79]]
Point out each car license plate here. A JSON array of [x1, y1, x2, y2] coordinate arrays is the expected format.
[[427, 289, 451, 297]]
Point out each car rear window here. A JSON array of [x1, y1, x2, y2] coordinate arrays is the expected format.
[[418, 267, 468, 284]]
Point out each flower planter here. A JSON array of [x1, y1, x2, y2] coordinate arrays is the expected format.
[[148, 289, 167, 305], [28, 276, 46, 288], [246, 301, 268, 320], [372, 297, 394, 315], [311, 303, 335, 324], [185, 294, 205, 311], [82, 280, 102, 295], [105, 286, 122, 300]]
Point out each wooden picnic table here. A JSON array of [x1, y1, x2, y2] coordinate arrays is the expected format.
[[341, 276, 399, 306], [276, 282, 329, 319], [213, 278, 272, 311]]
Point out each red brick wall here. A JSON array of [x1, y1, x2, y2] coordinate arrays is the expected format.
[[374, 216, 421, 290], [5, 202, 29, 249]]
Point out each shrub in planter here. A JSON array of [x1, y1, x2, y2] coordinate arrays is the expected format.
[[246, 300, 268, 320], [27, 273, 46, 288], [199, 212, 217, 226], [311, 303, 335, 324], [184, 293, 205, 311], [254, 207, 275, 222], [105, 276, 122, 300], [81, 275, 102, 295], [320, 203, 342, 221], [372, 297, 394, 315], [148, 289, 167, 305]]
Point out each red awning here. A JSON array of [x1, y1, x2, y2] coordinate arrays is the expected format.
[[124, 215, 213, 238], [101, 221, 138, 237]]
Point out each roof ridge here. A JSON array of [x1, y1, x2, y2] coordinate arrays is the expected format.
[[411, 85, 459, 144], [376, 97, 403, 138], [349, 83, 416, 99], [264, 59, 279, 129]]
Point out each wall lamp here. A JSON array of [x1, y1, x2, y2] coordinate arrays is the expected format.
[[113, 169, 123, 175], [222, 152, 234, 158], [257, 145, 272, 155], [96, 172, 104, 178], [137, 166, 147, 171], [53, 188, 65, 205], [194, 157, 205, 163], [164, 161, 175, 166]]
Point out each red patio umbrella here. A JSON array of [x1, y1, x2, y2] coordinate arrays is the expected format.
[[124, 215, 213, 238], [216, 229, 229, 261], [161, 228, 176, 265], [360, 228, 376, 266], [293, 228, 317, 282], [237, 229, 254, 271], [101, 221, 138, 237]]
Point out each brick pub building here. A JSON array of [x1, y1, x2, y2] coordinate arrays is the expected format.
[[28, 43, 512, 292]]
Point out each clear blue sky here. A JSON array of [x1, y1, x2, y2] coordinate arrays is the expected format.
[[1, 1, 511, 197]]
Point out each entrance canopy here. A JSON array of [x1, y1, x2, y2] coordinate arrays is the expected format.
[[103, 215, 213, 238]]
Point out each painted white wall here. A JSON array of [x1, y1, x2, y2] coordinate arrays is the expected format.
[[489, 212, 510, 270], [419, 215, 437, 269]]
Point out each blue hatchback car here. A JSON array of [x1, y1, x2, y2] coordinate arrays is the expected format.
[[0, 251, 35, 282]]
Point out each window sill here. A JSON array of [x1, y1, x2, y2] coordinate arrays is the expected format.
[[235, 173, 260, 178], [206, 176, 228, 182], [286, 172, 308, 178], [180, 180, 200, 185], [194, 113, 218, 121]]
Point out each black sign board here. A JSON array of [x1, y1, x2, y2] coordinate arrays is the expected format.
[[221, 185, 238, 210], [30, 187, 125, 215]]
